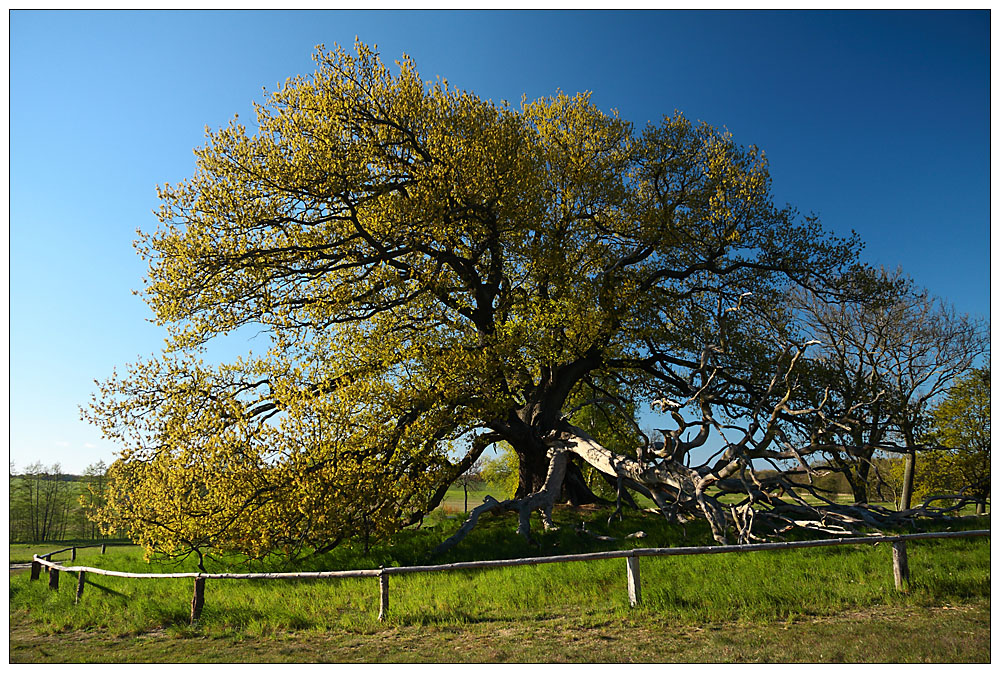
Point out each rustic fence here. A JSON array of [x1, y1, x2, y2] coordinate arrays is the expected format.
[[33, 542, 112, 566], [30, 529, 989, 623], [28, 543, 118, 595]]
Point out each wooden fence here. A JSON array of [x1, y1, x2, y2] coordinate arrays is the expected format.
[[30, 529, 990, 623], [34, 542, 112, 565]]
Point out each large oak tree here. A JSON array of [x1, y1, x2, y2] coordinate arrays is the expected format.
[[86, 42, 871, 560]]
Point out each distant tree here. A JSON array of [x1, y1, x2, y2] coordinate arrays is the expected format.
[[9, 462, 27, 542], [920, 368, 990, 514], [480, 445, 519, 500], [10, 462, 75, 542], [79, 460, 109, 539], [877, 290, 987, 511], [788, 269, 987, 507], [456, 455, 485, 513]]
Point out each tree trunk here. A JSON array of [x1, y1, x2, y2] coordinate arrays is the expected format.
[[846, 433, 873, 505], [561, 460, 605, 505], [900, 451, 916, 511], [514, 443, 550, 497], [512, 440, 601, 505], [899, 424, 919, 511], [853, 459, 870, 505]]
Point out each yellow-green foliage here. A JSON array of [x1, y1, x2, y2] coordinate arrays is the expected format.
[[84, 41, 856, 559], [885, 368, 990, 505], [480, 445, 519, 499]]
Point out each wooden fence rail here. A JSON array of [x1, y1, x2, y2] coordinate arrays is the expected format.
[[38, 543, 112, 563], [30, 543, 115, 582], [31, 529, 990, 623]]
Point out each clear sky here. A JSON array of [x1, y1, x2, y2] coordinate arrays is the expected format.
[[10, 9, 991, 473]]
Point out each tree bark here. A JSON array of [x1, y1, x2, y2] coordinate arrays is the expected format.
[[514, 442, 551, 497], [900, 451, 916, 511], [853, 455, 871, 505], [561, 460, 606, 506]]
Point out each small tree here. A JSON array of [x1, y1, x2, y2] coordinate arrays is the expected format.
[[789, 269, 987, 507], [922, 368, 990, 514], [456, 456, 485, 513], [79, 460, 109, 540], [481, 445, 519, 500]]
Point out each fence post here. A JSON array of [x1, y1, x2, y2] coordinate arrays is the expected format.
[[190, 577, 206, 624], [30, 560, 41, 581], [75, 572, 86, 604], [101, 543, 107, 554], [626, 555, 641, 607], [378, 569, 389, 621], [892, 540, 910, 591], [48, 567, 59, 591], [71, 547, 77, 562]]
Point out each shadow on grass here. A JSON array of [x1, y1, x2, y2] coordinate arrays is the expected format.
[[84, 579, 129, 598]]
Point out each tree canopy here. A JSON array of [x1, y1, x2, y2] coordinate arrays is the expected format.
[[87, 42, 984, 562], [920, 368, 991, 513]]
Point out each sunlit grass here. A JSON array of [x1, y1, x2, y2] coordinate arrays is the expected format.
[[436, 483, 508, 516], [10, 510, 989, 639]]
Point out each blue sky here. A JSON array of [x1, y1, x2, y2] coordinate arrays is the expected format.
[[10, 10, 991, 473]]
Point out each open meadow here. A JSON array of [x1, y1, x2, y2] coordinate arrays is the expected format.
[[9, 505, 990, 663]]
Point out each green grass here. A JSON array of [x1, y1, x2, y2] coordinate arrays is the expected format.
[[435, 483, 509, 515], [9, 540, 130, 565], [9, 508, 990, 662]]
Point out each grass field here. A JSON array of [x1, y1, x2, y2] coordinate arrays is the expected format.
[[435, 483, 509, 515], [9, 506, 990, 663]]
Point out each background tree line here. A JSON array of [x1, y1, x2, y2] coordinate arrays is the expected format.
[[9, 461, 111, 543]]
